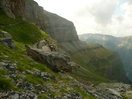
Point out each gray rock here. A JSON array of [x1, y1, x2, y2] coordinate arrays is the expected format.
[[0, 31, 15, 48], [62, 91, 82, 99], [26, 69, 55, 80], [0, 91, 38, 99], [97, 83, 131, 93], [0, 0, 15, 18], [33, 40, 51, 52], [25, 45, 79, 72]]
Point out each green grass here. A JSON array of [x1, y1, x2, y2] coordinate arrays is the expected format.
[[0, 77, 14, 90], [73, 87, 99, 99], [0, 33, 4, 38], [0, 69, 8, 75], [26, 74, 45, 85], [121, 94, 129, 99], [38, 94, 49, 99], [69, 47, 111, 84], [69, 45, 127, 84], [0, 10, 21, 24], [0, 42, 56, 75], [71, 66, 110, 85], [0, 10, 48, 44]]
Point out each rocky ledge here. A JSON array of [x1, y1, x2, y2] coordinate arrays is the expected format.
[[25, 39, 80, 72]]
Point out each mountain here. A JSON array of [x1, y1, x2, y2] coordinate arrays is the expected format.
[[0, 0, 128, 84], [79, 33, 132, 81], [0, 0, 131, 98]]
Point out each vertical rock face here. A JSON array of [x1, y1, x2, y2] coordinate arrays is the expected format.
[[0, 0, 79, 42]]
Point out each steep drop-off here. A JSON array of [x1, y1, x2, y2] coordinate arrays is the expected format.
[[0, 0, 128, 84], [79, 34, 132, 81]]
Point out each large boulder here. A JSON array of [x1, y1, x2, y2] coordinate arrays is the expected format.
[[25, 45, 79, 72], [0, 30, 15, 48]]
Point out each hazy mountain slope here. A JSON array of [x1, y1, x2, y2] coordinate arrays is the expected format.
[[59, 41, 128, 84], [79, 33, 132, 81]]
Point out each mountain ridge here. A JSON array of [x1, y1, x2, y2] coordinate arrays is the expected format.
[[79, 33, 132, 82]]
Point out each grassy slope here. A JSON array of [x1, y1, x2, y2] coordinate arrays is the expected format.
[[60, 41, 127, 85], [70, 47, 112, 84], [0, 43, 98, 98], [0, 10, 98, 98], [0, 10, 48, 44], [71, 46, 127, 84]]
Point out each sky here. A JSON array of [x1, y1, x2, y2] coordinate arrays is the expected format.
[[34, 0, 132, 37]]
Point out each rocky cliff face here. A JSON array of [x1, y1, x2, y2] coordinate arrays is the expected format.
[[0, 0, 78, 42]]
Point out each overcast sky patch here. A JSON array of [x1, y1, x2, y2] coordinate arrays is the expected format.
[[34, 0, 132, 37]]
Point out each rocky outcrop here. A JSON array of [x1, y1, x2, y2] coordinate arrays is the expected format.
[[0, 30, 15, 48], [0, 0, 79, 42], [25, 45, 79, 72]]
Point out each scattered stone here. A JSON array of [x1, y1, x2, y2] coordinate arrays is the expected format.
[[26, 69, 55, 80], [0, 91, 38, 99], [97, 83, 131, 93], [17, 81, 34, 91], [62, 91, 82, 99], [35, 84, 49, 93]]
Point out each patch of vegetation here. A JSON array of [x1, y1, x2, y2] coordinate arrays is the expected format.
[[73, 87, 98, 99], [0, 10, 48, 44], [38, 94, 49, 99], [121, 94, 129, 99], [0, 33, 4, 38], [0, 10, 21, 24], [70, 45, 125, 84], [0, 69, 8, 75], [26, 74, 45, 85], [0, 42, 56, 74], [0, 77, 14, 90]]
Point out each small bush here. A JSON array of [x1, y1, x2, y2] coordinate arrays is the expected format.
[[38, 94, 49, 99], [0, 69, 8, 75], [26, 74, 45, 85], [0, 77, 13, 90]]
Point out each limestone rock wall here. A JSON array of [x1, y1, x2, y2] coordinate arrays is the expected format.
[[0, 0, 78, 42]]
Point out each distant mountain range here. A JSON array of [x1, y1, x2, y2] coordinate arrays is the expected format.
[[79, 33, 132, 81]]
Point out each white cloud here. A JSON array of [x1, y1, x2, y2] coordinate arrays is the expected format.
[[34, 0, 132, 37]]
